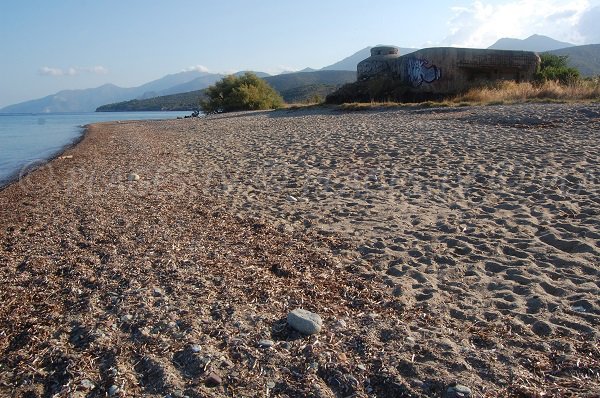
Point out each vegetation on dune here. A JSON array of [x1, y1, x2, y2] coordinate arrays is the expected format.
[[535, 53, 581, 84], [453, 79, 600, 103], [332, 79, 599, 110], [200, 72, 283, 113]]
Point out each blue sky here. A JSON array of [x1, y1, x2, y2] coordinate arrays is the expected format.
[[1, 0, 599, 108]]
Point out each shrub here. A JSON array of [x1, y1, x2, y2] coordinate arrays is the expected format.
[[200, 72, 283, 113], [535, 53, 580, 85]]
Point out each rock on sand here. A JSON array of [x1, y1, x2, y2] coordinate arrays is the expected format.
[[287, 308, 322, 335]]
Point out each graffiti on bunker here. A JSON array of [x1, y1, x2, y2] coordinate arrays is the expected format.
[[406, 58, 442, 87]]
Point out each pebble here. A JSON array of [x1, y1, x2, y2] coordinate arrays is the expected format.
[[152, 287, 164, 297], [127, 173, 140, 181], [286, 195, 298, 202], [205, 372, 222, 387], [266, 381, 276, 389], [445, 383, 471, 398], [357, 364, 367, 371], [287, 308, 323, 335], [108, 385, 120, 396], [120, 314, 133, 322], [332, 319, 347, 330], [190, 344, 202, 353], [80, 379, 95, 389], [258, 339, 275, 348]]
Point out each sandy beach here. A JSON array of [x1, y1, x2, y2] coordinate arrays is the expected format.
[[1, 103, 599, 397]]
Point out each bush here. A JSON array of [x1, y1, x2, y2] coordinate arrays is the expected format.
[[535, 53, 580, 85], [200, 72, 283, 113]]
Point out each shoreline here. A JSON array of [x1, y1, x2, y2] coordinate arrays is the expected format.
[[1, 104, 599, 397], [0, 112, 190, 192], [0, 124, 89, 193]]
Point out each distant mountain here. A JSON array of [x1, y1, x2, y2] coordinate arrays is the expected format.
[[152, 74, 224, 97], [233, 71, 271, 78], [135, 70, 213, 97], [549, 44, 600, 77], [488, 34, 574, 52], [0, 84, 136, 113], [0, 69, 276, 113], [321, 46, 418, 71], [0, 70, 224, 113]]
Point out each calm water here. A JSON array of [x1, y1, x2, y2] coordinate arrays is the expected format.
[[0, 111, 190, 188]]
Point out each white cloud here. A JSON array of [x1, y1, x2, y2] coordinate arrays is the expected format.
[[442, 0, 591, 48], [83, 66, 109, 75], [265, 65, 300, 75], [39, 66, 64, 76], [182, 65, 209, 73], [38, 65, 109, 77]]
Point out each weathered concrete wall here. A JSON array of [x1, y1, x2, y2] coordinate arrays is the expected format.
[[358, 46, 540, 94]]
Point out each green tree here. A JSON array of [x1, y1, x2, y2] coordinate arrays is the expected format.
[[536, 53, 580, 84], [200, 72, 283, 113]]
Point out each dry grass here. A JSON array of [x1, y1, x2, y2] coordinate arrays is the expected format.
[[454, 79, 600, 104], [338, 101, 453, 111], [332, 79, 600, 109]]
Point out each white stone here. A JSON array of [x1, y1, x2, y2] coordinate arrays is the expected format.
[[287, 308, 323, 335]]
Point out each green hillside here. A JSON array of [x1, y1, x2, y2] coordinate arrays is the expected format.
[[549, 44, 600, 77], [96, 90, 205, 112], [264, 70, 356, 93], [278, 84, 340, 103]]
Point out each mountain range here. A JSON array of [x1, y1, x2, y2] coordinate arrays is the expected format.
[[488, 34, 575, 51], [2, 34, 598, 113]]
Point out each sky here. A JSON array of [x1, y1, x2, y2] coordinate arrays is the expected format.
[[1, 0, 599, 108]]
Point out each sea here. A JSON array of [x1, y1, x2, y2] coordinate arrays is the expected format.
[[0, 112, 191, 189]]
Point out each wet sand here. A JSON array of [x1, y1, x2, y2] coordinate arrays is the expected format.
[[1, 104, 599, 397]]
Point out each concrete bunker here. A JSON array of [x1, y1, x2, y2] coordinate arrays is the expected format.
[[357, 46, 540, 95]]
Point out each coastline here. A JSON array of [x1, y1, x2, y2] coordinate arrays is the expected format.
[[0, 124, 89, 193], [0, 112, 190, 192], [1, 104, 599, 397]]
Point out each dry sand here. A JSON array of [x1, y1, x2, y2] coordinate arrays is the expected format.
[[0, 103, 599, 397]]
